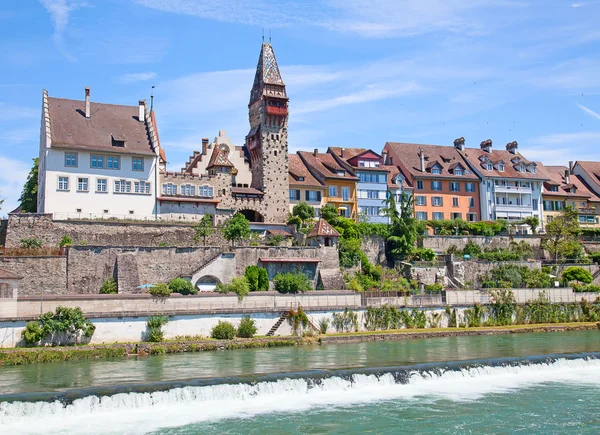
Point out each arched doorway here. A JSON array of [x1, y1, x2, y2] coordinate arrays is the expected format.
[[195, 275, 221, 292], [239, 209, 264, 222]]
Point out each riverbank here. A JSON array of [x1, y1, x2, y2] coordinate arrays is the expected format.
[[1, 323, 598, 366]]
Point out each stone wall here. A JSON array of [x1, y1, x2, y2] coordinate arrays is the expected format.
[[0, 219, 7, 246], [455, 260, 541, 287], [361, 236, 386, 265], [422, 235, 542, 253], [0, 256, 67, 295]]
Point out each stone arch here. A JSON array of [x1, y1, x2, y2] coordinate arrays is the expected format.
[[195, 275, 221, 292], [239, 209, 264, 222]]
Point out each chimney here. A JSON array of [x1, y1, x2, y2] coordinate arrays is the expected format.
[[506, 141, 518, 154], [565, 169, 571, 185], [138, 100, 146, 122], [340, 148, 345, 158], [202, 138, 209, 155], [569, 161, 574, 172], [314, 148, 318, 157], [480, 139, 492, 153], [85, 87, 90, 118], [382, 150, 388, 165], [419, 148, 425, 172], [453, 137, 465, 151]]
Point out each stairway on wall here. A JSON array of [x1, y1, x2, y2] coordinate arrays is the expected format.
[[266, 313, 288, 336]]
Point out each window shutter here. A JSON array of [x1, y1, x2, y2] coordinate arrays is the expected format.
[[317, 191, 321, 201], [440, 197, 444, 206], [305, 191, 309, 201]]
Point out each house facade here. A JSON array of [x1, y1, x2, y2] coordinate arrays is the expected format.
[[383, 140, 480, 223], [288, 154, 326, 216], [328, 147, 390, 223], [538, 163, 600, 229], [571, 161, 600, 228], [457, 139, 545, 224], [37, 88, 160, 220]]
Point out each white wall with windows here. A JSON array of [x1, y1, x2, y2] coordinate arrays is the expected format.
[[40, 148, 158, 220]]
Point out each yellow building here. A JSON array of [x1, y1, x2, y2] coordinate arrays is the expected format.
[[297, 150, 358, 220]]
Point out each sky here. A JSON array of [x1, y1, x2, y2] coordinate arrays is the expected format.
[[1, 0, 600, 215]]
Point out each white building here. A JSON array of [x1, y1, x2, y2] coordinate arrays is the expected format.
[[37, 88, 162, 220], [457, 140, 546, 224]]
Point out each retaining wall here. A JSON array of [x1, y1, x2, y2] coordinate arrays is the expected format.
[[422, 235, 542, 253], [0, 256, 67, 295]]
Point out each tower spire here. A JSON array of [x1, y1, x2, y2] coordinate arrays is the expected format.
[[249, 41, 286, 106]]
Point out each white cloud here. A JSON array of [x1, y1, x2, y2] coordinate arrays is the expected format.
[[577, 103, 600, 121], [0, 157, 30, 217], [523, 131, 600, 164], [527, 58, 600, 90], [117, 72, 158, 84], [39, 0, 84, 63]]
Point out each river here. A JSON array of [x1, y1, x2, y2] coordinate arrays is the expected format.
[[1, 330, 599, 434]]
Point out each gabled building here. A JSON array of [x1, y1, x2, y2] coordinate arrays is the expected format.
[[327, 147, 390, 223], [538, 163, 600, 229], [37, 88, 161, 219], [383, 140, 480, 222], [456, 139, 545, 224], [288, 154, 326, 216], [298, 149, 359, 219], [571, 161, 600, 227]]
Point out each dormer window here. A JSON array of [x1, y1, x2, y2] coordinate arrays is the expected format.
[[432, 166, 441, 175], [454, 167, 463, 176], [486, 162, 493, 171], [571, 187, 577, 193], [298, 176, 304, 181], [498, 163, 505, 172], [336, 170, 345, 176], [520, 163, 526, 172], [111, 134, 126, 148]]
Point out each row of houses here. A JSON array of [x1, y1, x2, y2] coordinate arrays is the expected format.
[[34, 42, 600, 231]]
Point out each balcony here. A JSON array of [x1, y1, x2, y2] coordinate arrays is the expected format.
[[494, 185, 532, 194], [579, 207, 598, 215], [495, 204, 533, 212], [266, 106, 288, 116]]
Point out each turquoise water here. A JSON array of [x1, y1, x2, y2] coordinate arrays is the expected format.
[[1, 331, 600, 434]]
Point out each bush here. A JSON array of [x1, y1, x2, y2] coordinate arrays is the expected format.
[[267, 234, 284, 246], [149, 283, 172, 298], [236, 316, 257, 338], [22, 321, 44, 345], [216, 277, 250, 301], [412, 248, 436, 261], [211, 321, 236, 340], [59, 235, 73, 248], [21, 306, 95, 346], [562, 267, 593, 284], [244, 266, 269, 292], [258, 268, 269, 291], [20, 238, 43, 249], [318, 318, 330, 334], [424, 283, 443, 293], [100, 278, 118, 294], [146, 315, 169, 342], [462, 241, 482, 258], [168, 278, 197, 295], [274, 271, 312, 293]]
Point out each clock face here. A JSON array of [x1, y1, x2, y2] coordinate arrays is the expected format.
[[219, 144, 230, 155]]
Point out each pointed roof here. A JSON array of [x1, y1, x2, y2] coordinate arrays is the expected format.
[[250, 43, 287, 105], [206, 144, 234, 169], [307, 219, 341, 238]]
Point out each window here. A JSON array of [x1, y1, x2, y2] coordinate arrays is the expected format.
[[451, 212, 462, 220], [431, 166, 441, 175], [114, 180, 131, 193], [329, 186, 338, 197], [416, 211, 428, 221], [289, 189, 300, 201], [431, 181, 442, 191], [416, 180, 424, 190], [532, 199, 538, 210], [107, 156, 120, 170], [486, 162, 493, 171], [358, 160, 381, 168], [58, 176, 69, 191], [454, 168, 463, 176], [433, 212, 444, 220], [77, 177, 88, 192], [450, 182, 460, 192], [467, 213, 477, 222], [162, 183, 177, 195], [341, 187, 350, 201], [581, 202, 586, 207], [298, 177, 305, 181], [132, 158, 144, 171], [91, 155, 104, 169], [466, 183, 476, 192], [134, 181, 151, 194], [274, 150, 278, 157], [199, 185, 213, 197], [96, 179, 107, 193], [180, 184, 195, 196], [498, 163, 505, 172], [452, 197, 459, 207], [416, 196, 427, 206], [432, 196, 443, 207], [306, 190, 321, 202], [336, 170, 345, 176], [65, 152, 78, 167], [358, 173, 387, 183], [469, 197, 475, 207]]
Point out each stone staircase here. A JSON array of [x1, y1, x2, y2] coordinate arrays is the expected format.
[[266, 313, 288, 336]]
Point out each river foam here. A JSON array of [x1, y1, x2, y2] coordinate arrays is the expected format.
[[2, 355, 600, 435]]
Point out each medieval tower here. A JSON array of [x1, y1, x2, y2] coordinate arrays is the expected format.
[[246, 42, 290, 223]]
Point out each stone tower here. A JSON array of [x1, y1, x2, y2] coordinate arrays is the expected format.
[[246, 42, 290, 222]]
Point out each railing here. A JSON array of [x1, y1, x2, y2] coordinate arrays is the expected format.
[[494, 185, 532, 193]]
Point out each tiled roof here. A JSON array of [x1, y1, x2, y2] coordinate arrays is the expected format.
[[267, 229, 292, 237], [289, 154, 324, 187], [207, 144, 234, 169], [47, 97, 156, 156], [307, 218, 341, 238], [577, 161, 600, 186], [328, 147, 367, 160], [231, 187, 264, 195], [0, 268, 22, 280], [298, 151, 359, 181], [538, 164, 598, 200], [460, 147, 547, 180], [384, 142, 479, 182], [383, 164, 411, 189]]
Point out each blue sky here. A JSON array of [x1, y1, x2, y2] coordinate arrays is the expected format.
[[1, 0, 600, 215]]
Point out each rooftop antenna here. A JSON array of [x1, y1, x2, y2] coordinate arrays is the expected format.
[[150, 85, 155, 112], [262, 29, 264, 43], [269, 30, 272, 43]]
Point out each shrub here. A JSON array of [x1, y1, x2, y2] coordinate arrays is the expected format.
[[462, 241, 482, 258], [258, 268, 269, 291], [168, 278, 197, 295], [20, 238, 43, 249], [21, 306, 95, 346], [267, 234, 284, 246], [411, 248, 436, 261], [424, 283, 443, 293], [236, 316, 257, 338], [244, 266, 260, 292], [211, 321, 236, 340], [589, 252, 600, 264], [100, 278, 118, 294], [287, 307, 309, 335], [146, 315, 169, 342], [59, 235, 73, 248], [22, 321, 44, 345], [318, 318, 330, 334], [216, 277, 250, 301], [332, 308, 359, 332], [274, 271, 312, 293], [562, 267, 593, 284], [149, 283, 172, 298]]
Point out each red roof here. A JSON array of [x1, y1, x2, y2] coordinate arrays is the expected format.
[[460, 147, 547, 180], [538, 164, 599, 200], [298, 151, 359, 182], [267, 229, 292, 237], [231, 187, 264, 195], [289, 154, 325, 188], [207, 144, 234, 169], [307, 218, 341, 238]]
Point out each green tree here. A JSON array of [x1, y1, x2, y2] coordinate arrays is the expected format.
[[387, 193, 418, 261], [562, 266, 593, 284], [524, 216, 539, 234], [321, 204, 340, 223], [258, 267, 269, 291], [292, 202, 314, 223], [222, 213, 251, 248], [542, 206, 582, 262], [244, 265, 260, 292], [193, 214, 214, 245], [168, 277, 197, 295], [19, 158, 39, 213]]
